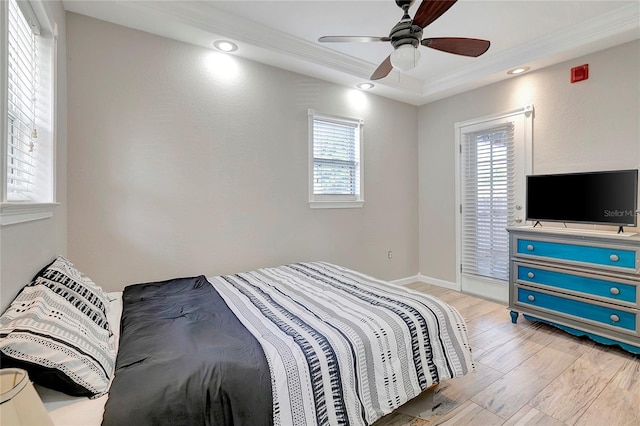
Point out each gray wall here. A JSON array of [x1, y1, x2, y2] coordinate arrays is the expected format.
[[66, 13, 419, 292], [0, 1, 68, 311], [418, 40, 640, 285]]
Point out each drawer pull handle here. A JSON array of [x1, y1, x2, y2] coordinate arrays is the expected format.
[[610, 314, 620, 323], [610, 287, 620, 295], [527, 295, 535, 302], [527, 272, 535, 279], [527, 244, 534, 251], [609, 254, 619, 262]]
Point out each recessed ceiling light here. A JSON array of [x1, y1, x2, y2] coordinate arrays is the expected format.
[[357, 83, 374, 90], [213, 40, 238, 52], [507, 66, 531, 75]]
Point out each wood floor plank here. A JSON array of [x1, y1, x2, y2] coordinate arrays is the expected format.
[[473, 335, 546, 374], [469, 316, 561, 354], [436, 401, 504, 425], [444, 295, 487, 313], [396, 362, 503, 422], [394, 388, 436, 420], [469, 323, 521, 353], [502, 405, 566, 426], [405, 283, 451, 298], [529, 345, 628, 425], [372, 411, 430, 426], [464, 304, 511, 335], [573, 381, 640, 425], [427, 289, 472, 305], [542, 328, 597, 356], [470, 346, 578, 419], [608, 357, 640, 394], [509, 320, 564, 347]]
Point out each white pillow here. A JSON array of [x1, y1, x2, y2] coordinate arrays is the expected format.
[[0, 256, 116, 397]]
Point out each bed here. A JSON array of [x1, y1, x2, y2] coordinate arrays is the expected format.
[[1, 259, 474, 426]]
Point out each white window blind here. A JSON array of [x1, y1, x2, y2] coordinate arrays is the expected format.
[[461, 124, 515, 281], [313, 118, 360, 195], [6, 0, 40, 201], [308, 110, 363, 208]]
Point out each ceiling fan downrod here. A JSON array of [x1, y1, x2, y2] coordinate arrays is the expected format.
[[395, 0, 414, 10]]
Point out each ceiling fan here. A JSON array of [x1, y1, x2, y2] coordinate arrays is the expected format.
[[318, 0, 491, 80]]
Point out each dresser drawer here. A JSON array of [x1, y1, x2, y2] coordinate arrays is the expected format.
[[516, 287, 637, 334], [516, 238, 637, 271], [515, 263, 638, 306]]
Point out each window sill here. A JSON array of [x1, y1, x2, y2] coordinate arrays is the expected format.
[[309, 200, 365, 209], [0, 202, 59, 226]]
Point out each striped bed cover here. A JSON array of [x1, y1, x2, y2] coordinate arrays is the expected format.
[[207, 262, 474, 426]]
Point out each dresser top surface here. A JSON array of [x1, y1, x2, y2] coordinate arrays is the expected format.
[[507, 226, 640, 244]]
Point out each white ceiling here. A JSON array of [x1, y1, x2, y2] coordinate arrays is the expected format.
[[62, 0, 640, 106]]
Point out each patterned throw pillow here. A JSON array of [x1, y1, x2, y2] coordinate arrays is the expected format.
[[33, 256, 111, 331], [0, 256, 116, 397]]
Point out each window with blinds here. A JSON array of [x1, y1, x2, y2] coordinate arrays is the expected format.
[[461, 124, 515, 281], [6, 0, 40, 201], [1, 0, 55, 224], [308, 110, 363, 208]]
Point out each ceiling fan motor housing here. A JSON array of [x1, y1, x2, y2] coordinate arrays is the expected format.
[[389, 19, 423, 49]]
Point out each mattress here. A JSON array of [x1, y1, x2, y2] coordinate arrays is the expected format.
[[37, 291, 123, 425]]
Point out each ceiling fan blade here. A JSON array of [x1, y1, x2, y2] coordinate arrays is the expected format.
[[421, 37, 490, 57], [413, 0, 458, 29], [318, 36, 391, 43], [370, 55, 393, 80]]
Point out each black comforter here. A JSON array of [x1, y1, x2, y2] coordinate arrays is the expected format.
[[102, 276, 273, 426]]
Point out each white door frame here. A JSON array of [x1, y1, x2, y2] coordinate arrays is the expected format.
[[454, 105, 534, 303]]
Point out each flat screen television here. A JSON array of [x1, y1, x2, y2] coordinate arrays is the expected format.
[[526, 169, 638, 227]]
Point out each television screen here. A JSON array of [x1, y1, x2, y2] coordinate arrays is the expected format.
[[526, 169, 638, 226]]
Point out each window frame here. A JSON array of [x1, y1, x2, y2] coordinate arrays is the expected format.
[[0, 0, 58, 226], [308, 109, 364, 209]]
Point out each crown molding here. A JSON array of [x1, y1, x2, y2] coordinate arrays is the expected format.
[[421, 3, 640, 102], [80, 0, 424, 94]]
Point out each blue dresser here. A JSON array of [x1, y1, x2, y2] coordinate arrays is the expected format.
[[508, 227, 640, 354]]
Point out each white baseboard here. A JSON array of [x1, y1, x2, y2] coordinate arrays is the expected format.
[[417, 274, 460, 291], [390, 274, 460, 291], [390, 275, 421, 287]]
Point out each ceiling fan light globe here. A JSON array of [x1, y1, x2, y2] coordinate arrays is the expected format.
[[390, 44, 420, 71]]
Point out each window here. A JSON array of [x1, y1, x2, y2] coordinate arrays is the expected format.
[[455, 105, 533, 302], [308, 110, 364, 208], [1, 0, 56, 225]]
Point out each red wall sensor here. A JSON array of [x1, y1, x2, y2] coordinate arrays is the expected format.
[[571, 64, 589, 83]]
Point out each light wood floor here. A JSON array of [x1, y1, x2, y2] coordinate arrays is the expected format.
[[373, 282, 640, 426]]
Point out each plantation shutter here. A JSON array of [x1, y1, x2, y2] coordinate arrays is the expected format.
[[312, 118, 360, 196], [6, 0, 40, 201], [461, 123, 515, 281]]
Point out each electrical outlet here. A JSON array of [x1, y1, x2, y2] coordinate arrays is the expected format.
[[387, 251, 392, 259]]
